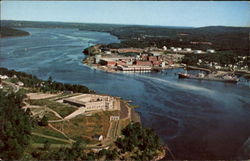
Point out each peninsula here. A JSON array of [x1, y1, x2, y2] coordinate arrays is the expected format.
[[0, 67, 166, 160], [0, 27, 30, 38]]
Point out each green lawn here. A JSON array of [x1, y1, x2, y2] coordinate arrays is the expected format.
[[32, 126, 68, 140], [28, 99, 76, 117], [31, 135, 69, 144]]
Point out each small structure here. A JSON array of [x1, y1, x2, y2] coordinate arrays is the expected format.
[[0, 75, 9, 80], [184, 48, 192, 52], [17, 81, 24, 86], [110, 116, 120, 121], [176, 47, 182, 51], [207, 49, 216, 53], [162, 46, 167, 51], [95, 55, 102, 64], [92, 134, 103, 141], [194, 50, 203, 54], [161, 61, 166, 67]]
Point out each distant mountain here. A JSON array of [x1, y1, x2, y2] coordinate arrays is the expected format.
[[0, 27, 30, 38]]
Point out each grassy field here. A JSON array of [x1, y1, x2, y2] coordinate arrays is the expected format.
[[31, 135, 69, 144], [51, 111, 119, 144], [28, 99, 76, 117], [33, 126, 68, 140]]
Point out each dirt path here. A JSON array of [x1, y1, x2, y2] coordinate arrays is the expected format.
[[48, 123, 75, 143], [63, 108, 86, 120], [31, 132, 72, 144]]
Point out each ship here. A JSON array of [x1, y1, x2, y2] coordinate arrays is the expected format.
[[178, 73, 239, 83]]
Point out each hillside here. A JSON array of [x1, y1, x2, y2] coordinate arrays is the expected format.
[[0, 27, 30, 38], [1, 20, 249, 55]]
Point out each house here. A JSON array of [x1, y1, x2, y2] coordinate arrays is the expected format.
[[214, 65, 222, 70], [0, 75, 9, 79], [184, 48, 192, 52], [207, 49, 215, 53], [176, 47, 182, 51], [17, 81, 24, 86], [194, 50, 203, 54], [162, 46, 167, 51]]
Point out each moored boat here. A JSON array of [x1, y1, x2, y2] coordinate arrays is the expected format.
[[178, 73, 239, 83]]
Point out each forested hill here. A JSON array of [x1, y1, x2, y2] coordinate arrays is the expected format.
[[1, 20, 249, 55], [0, 27, 30, 38]]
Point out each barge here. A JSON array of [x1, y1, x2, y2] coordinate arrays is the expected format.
[[178, 73, 239, 83]]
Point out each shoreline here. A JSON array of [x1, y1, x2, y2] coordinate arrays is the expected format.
[[82, 55, 185, 74]]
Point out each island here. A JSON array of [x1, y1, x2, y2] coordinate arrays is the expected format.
[[0, 27, 30, 38], [0, 67, 166, 160]]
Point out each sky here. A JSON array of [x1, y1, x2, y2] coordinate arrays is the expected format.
[[1, 1, 250, 27]]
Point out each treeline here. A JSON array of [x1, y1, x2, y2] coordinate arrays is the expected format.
[[182, 53, 250, 67], [99, 26, 249, 56], [0, 90, 32, 160], [0, 68, 91, 93], [0, 27, 30, 38]]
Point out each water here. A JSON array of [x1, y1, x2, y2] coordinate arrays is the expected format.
[[1, 28, 250, 159]]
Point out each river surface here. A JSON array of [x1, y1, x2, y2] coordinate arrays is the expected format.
[[1, 28, 250, 159]]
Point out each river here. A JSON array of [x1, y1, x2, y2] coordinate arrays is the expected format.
[[1, 28, 250, 159]]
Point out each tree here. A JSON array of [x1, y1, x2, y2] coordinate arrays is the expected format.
[[0, 91, 32, 160], [39, 116, 48, 126], [43, 140, 51, 151]]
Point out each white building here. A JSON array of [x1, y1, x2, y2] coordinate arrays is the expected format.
[[184, 48, 192, 52], [214, 65, 222, 70], [194, 50, 203, 54], [95, 55, 102, 64], [110, 116, 120, 121], [17, 81, 24, 86], [0, 75, 9, 79], [162, 46, 167, 51], [161, 61, 166, 67], [207, 49, 216, 53], [176, 47, 182, 51], [105, 51, 112, 54]]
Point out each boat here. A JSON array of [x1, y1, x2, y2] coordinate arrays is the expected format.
[[178, 73, 239, 83]]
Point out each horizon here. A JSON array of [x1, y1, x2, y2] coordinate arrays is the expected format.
[[1, 1, 250, 27], [1, 19, 249, 29]]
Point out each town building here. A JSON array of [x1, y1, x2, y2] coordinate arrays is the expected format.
[[184, 48, 192, 52], [135, 60, 152, 66], [194, 50, 203, 54], [162, 46, 167, 51], [207, 49, 216, 53], [0, 75, 9, 79], [117, 65, 152, 72]]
